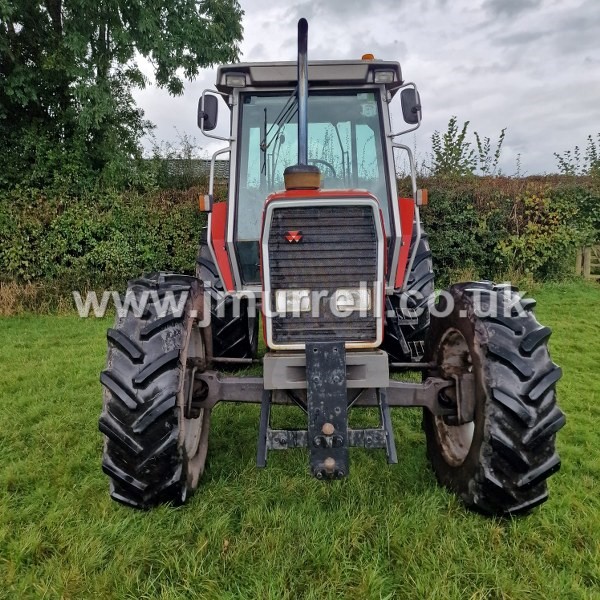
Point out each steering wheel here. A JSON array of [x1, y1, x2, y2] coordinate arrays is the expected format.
[[308, 158, 337, 178]]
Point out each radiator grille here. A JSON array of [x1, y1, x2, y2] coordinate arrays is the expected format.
[[266, 204, 380, 345]]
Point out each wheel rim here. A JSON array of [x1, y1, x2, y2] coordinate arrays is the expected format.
[[433, 328, 475, 467], [179, 311, 211, 495]]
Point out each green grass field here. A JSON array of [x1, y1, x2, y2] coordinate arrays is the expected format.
[[1, 282, 599, 599]]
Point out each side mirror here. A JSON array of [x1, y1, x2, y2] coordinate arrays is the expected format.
[[400, 88, 422, 125], [198, 95, 218, 131]]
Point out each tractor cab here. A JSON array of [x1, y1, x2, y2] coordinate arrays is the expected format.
[[198, 58, 422, 291]]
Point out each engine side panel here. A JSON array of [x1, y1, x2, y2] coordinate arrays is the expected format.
[[209, 203, 235, 292], [394, 197, 415, 289]]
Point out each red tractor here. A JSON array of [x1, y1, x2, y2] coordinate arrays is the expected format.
[[100, 20, 565, 514]]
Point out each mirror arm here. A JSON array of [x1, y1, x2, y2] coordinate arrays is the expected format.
[[200, 89, 235, 142], [388, 82, 421, 138]]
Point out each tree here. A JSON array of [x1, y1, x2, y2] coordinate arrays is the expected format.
[[474, 127, 506, 176], [0, 0, 243, 191]]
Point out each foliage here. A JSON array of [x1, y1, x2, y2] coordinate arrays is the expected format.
[[420, 183, 509, 280], [148, 132, 216, 190], [554, 133, 600, 176], [0, 187, 206, 291], [429, 116, 506, 177], [498, 189, 592, 280], [0, 0, 243, 192], [430, 117, 476, 176], [474, 127, 506, 175], [1, 176, 597, 300], [404, 176, 600, 283]]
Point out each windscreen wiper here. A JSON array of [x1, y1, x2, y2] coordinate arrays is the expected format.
[[260, 88, 298, 175]]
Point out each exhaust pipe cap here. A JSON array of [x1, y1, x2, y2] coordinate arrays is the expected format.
[[284, 164, 321, 190]]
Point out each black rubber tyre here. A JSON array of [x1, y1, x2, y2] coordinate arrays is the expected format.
[[383, 230, 434, 362], [196, 232, 258, 360], [423, 282, 566, 516], [99, 273, 211, 509]]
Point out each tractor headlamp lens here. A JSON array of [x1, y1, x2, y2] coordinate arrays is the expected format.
[[275, 289, 311, 314], [225, 73, 246, 88], [334, 288, 371, 312], [374, 69, 395, 84]]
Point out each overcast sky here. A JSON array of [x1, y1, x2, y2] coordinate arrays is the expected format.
[[133, 0, 600, 175]]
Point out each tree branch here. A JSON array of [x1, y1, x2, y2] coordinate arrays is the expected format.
[[44, 0, 62, 35]]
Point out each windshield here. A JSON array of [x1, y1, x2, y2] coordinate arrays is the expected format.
[[235, 89, 391, 283]]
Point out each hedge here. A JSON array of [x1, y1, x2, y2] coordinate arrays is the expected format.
[[0, 187, 206, 292], [0, 176, 598, 296], [408, 176, 599, 283]]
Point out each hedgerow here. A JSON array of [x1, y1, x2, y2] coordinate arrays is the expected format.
[[407, 176, 599, 283], [0, 176, 598, 301], [0, 187, 206, 292]]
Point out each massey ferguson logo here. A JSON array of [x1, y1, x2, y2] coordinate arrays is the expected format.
[[285, 230, 303, 243]]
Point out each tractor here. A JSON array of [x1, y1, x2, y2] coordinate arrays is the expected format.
[[99, 19, 565, 514]]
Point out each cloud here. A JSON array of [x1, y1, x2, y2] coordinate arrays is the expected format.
[[292, 0, 403, 20], [492, 30, 551, 46], [483, 0, 542, 18], [547, 9, 600, 55], [247, 43, 267, 60], [133, 0, 600, 174]]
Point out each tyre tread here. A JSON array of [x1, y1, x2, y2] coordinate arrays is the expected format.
[[424, 283, 565, 516], [100, 273, 193, 509]]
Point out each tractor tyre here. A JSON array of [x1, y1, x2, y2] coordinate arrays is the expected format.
[[99, 273, 211, 509], [196, 232, 258, 360], [383, 230, 434, 362], [423, 282, 565, 515]]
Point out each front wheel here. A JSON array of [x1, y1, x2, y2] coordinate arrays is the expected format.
[[99, 273, 211, 509], [423, 282, 565, 515]]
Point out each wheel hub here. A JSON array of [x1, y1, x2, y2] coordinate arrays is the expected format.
[[434, 328, 476, 467]]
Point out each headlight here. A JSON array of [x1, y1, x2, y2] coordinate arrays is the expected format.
[[334, 288, 371, 312], [225, 73, 246, 87], [373, 69, 395, 84], [275, 289, 311, 314]]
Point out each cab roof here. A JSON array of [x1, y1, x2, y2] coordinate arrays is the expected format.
[[216, 60, 403, 97]]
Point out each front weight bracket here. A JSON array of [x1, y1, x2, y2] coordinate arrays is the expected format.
[[305, 341, 348, 480]]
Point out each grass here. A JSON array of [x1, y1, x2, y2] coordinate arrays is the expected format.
[[0, 281, 599, 599]]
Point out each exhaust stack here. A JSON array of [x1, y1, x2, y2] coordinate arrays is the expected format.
[[284, 18, 320, 190], [297, 17, 308, 165]]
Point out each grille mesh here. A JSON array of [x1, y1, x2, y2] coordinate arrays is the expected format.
[[267, 204, 379, 345]]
